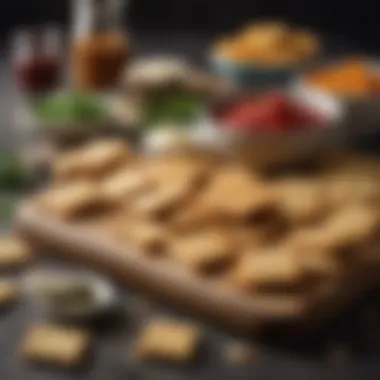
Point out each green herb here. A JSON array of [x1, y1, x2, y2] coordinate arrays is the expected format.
[[143, 94, 203, 127], [0, 151, 31, 188], [0, 194, 18, 222], [50, 285, 95, 311], [34, 93, 107, 126]]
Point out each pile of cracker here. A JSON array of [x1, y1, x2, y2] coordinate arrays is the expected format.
[[36, 139, 380, 298]]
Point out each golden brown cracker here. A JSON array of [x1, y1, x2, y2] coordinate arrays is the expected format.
[[170, 229, 237, 273], [118, 219, 169, 255], [37, 182, 105, 220], [0, 236, 33, 269], [327, 177, 380, 207], [230, 248, 303, 292], [131, 176, 200, 219], [274, 179, 329, 224], [135, 320, 200, 363], [323, 205, 380, 253], [21, 324, 91, 368], [192, 166, 274, 220], [0, 281, 20, 307], [102, 165, 151, 203], [54, 139, 132, 181]]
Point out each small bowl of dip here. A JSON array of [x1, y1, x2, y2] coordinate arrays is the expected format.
[[23, 269, 117, 321]]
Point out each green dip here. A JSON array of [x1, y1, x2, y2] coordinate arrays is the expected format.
[[142, 93, 203, 127], [33, 93, 107, 126], [0, 151, 32, 189]]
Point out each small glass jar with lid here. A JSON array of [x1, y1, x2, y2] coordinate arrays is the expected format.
[[71, 0, 130, 90]]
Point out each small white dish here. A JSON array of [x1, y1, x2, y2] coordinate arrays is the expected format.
[[22, 269, 117, 321]]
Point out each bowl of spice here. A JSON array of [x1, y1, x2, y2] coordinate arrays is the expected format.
[[295, 58, 380, 138], [23, 269, 117, 321], [208, 90, 345, 150], [211, 21, 322, 88], [28, 92, 128, 147]]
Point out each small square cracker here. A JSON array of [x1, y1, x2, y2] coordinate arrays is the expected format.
[[117, 219, 168, 254], [102, 166, 150, 203], [38, 182, 104, 220], [230, 248, 303, 292], [0, 281, 20, 307], [170, 230, 236, 273], [21, 324, 91, 368], [193, 166, 274, 220], [0, 236, 33, 269], [54, 139, 132, 181], [135, 320, 200, 363]]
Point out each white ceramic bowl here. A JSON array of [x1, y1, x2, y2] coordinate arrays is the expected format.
[[200, 88, 347, 153], [23, 269, 117, 321]]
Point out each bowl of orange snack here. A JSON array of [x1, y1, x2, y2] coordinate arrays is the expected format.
[[300, 58, 380, 98], [212, 21, 321, 88], [294, 58, 380, 137]]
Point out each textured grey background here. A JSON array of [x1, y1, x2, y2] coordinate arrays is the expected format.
[[1, 35, 380, 380]]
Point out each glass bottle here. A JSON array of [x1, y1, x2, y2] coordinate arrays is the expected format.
[[71, 0, 130, 91]]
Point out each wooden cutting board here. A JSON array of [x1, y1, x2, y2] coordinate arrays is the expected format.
[[15, 202, 380, 335]]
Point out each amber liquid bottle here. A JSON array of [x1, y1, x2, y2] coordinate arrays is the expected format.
[[71, 0, 130, 91]]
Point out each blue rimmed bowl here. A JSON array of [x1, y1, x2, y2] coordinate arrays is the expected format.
[[211, 53, 317, 89]]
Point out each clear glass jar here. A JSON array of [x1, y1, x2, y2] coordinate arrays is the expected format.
[[71, 0, 130, 90]]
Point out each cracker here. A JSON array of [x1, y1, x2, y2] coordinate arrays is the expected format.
[[135, 320, 200, 363], [119, 220, 168, 254], [0, 281, 20, 307], [285, 230, 344, 278], [102, 166, 151, 203], [170, 200, 217, 230], [321, 205, 380, 255], [0, 237, 33, 269], [54, 139, 132, 181], [145, 156, 210, 187], [21, 324, 91, 368], [327, 177, 380, 206], [289, 205, 380, 261], [175, 166, 274, 227], [197, 166, 274, 219], [234, 222, 286, 249], [170, 230, 237, 273], [275, 179, 329, 224], [131, 177, 198, 219], [297, 249, 343, 278], [38, 182, 105, 220], [230, 248, 303, 292]]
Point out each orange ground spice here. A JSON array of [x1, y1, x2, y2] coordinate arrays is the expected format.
[[306, 59, 380, 97]]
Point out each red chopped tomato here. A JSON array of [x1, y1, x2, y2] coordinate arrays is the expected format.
[[218, 92, 322, 134]]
